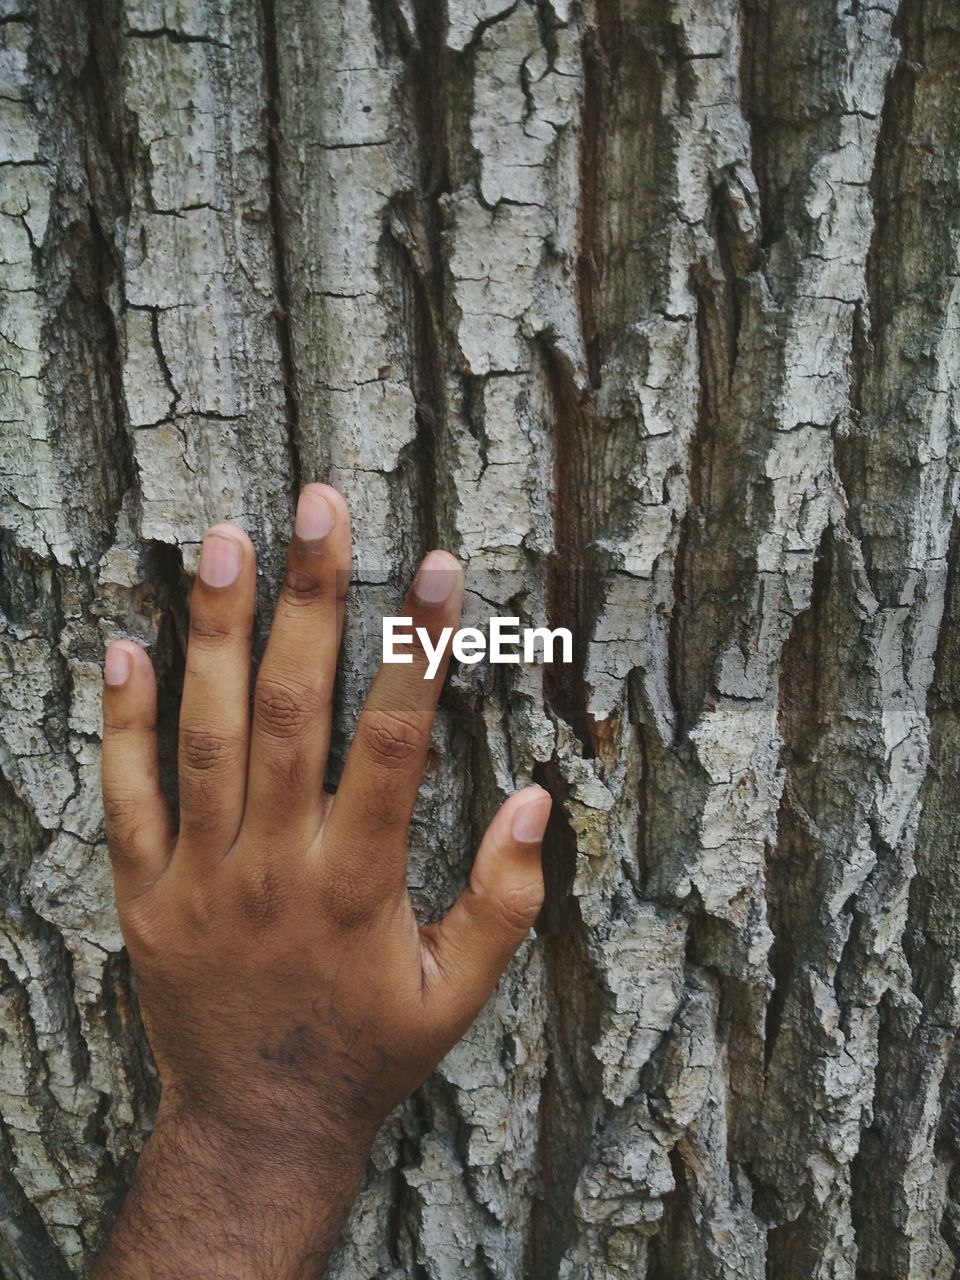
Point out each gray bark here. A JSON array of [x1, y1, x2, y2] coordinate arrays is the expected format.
[[2, 0, 960, 1276]]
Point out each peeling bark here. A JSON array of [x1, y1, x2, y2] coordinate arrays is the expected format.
[[3, 1, 960, 1276]]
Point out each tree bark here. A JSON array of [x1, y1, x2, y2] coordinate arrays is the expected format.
[[2, 0, 960, 1276]]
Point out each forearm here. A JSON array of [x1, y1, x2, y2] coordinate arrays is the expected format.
[[93, 1104, 368, 1280]]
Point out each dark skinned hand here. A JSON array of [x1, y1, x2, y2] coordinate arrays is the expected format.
[[94, 484, 550, 1279]]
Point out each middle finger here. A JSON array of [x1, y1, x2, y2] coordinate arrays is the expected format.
[[243, 484, 351, 845]]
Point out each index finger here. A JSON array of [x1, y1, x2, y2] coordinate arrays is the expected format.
[[320, 551, 463, 913]]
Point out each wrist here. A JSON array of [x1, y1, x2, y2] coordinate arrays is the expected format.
[[153, 1089, 373, 1196], [158, 1068, 380, 1156], [96, 1100, 371, 1280]]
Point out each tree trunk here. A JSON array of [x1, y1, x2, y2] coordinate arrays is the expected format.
[[2, 0, 960, 1276]]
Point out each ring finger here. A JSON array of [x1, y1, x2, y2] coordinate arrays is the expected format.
[[176, 524, 256, 863]]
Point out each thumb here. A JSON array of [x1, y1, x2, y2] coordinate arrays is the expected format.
[[420, 786, 550, 1036]]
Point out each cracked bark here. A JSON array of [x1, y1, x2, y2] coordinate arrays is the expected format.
[[2, 1, 960, 1277]]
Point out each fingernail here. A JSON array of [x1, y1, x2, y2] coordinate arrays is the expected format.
[[511, 790, 552, 844], [413, 550, 458, 605], [104, 644, 132, 688], [295, 488, 335, 543], [198, 532, 242, 588]]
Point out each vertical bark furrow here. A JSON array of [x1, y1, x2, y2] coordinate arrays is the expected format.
[[261, 0, 303, 502], [841, 5, 960, 1274]]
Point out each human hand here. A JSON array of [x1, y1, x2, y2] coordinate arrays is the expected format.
[[96, 485, 550, 1278]]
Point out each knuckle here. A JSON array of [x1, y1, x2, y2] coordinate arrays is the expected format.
[[280, 565, 328, 607], [318, 872, 377, 933], [233, 865, 285, 929], [102, 717, 134, 736], [188, 611, 240, 649], [103, 790, 138, 832], [494, 882, 544, 936], [356, 707, 426, 769], [254, 677, 313, 740], [103, 794, 153, 858], [179, 727, 239, 775], [177, 883, 217, 937]]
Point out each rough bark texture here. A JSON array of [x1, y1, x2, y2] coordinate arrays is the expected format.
[[2, 0, 960, 1276]]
